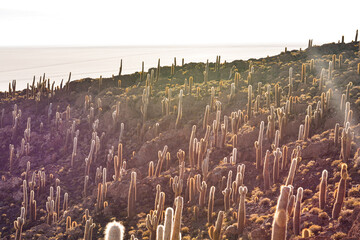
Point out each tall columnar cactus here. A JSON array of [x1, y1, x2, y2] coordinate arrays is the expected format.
[[255, 121, 264, 169], [189, 125, 196, 169], [334, 123, 340, 147], [14, 207, 25, 240], [156, 225, 164, 240], [234, 72, 241, 89], [172, 176, 183, 198], [128, 172, 137, 218], [273, 148, 282, 183], [301, 63, 306, 83], [237, 186, 248, 235], [303, 115, 310, 140], [267, 107, 276, 141], [146, 210, 159, 240], [293, 187, 303, 235], [29, 190, 37, 221], [203, 105, 210, 130], [247, 85, 252, 119], [285, 158, 297, 186], [271, 186, 291, 240], [208, 186, 215, 224], [263, 150, 271, 190], [104, 221, 125, 240], [175, 90, 183, 129], [328, 61, 333, 80], [84, 217, 96, 240], [170, 196, 183, 240], [340, 122, 353, 162], [281, 145, 288, 170], [222, 171, 233, 211], [197, 180, 207, 208], [288, 67, 293, 97], [208, 211, 224, 240], [9, 144, 15, 172], [164, 207, 173, 240], [319, 169, 328, 209], [332, 164, 348, 219], [155, 145, 168, 177], [274, 83, 280, 108]]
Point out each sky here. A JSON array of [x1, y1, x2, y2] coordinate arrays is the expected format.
[[0, 0, 359, 46]]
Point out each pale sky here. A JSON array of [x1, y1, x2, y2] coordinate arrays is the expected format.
[[1, 0, 359, 46]]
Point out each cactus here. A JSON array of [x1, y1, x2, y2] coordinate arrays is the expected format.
[[274, 83, 280, 108], [208, 211, 224, 240], [255, 121, 264, 169], [288, 67, 293, 96], [197, 180, 207, 208], [247, 85, 252, 119], [146, 210, 159, 240], [281, 145, 288, 170], [156, 225, 164, 240], [189, 125, 196, 169], [267, 107, 276, 141], [170, 196, 183, 240], [222, 171, 233, 211], [271, 185, 290, 240], [237, 186, 248, 235], [301, 63, 306, 83], [104, 221, 125, 240], [14, 207, 25, 240], [332, 164, 348, 219], [155, 145, 168, 177], [302, 229, 311, 238], [273, 148, 282, 183], [164, 207, 173, 240], [84, 217, 96, 240], [319, 170, 328, 209], [340, 122, 353, 162], [293, 187, 303, 235], [208, 186, 215, 224], [263, 150, 271, 190], [172, 176, 183, 198], [285, 158, 297, 186], [334, 123, 340, 147], [175, 90, 183, 129], [128, 172, 137, 218]]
